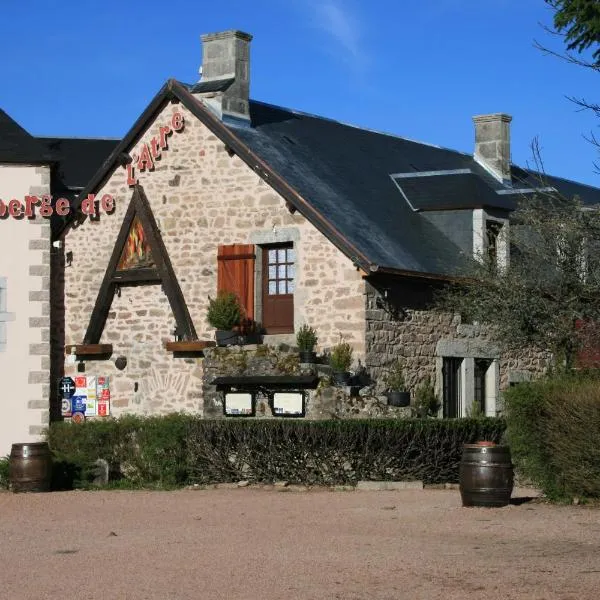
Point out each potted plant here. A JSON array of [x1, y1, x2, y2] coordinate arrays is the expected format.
[[413, 378, 440, 417], [207, 291, 243, 346], [383, 361, 410, 407], [329, 341, 353, 386], [296, 324, 318, 363]]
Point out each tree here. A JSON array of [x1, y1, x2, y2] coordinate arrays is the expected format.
[[437, 189, 600, 370], [545, 0, 600, 64]]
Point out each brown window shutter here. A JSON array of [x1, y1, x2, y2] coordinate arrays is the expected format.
[[217, 244, 255, 321]]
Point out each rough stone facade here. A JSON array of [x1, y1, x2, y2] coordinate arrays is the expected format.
[[365, 279, 549, 415], [62, 101, 365, 417]]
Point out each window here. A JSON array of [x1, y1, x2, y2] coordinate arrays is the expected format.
[[442, 356, 498, 417], [486, 221, 502, 264], [261, 243, 295, 334], [0, 277, 12, 352]]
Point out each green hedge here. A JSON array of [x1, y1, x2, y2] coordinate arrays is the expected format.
[[504, 373, 600, 501], [46, 416, 505, 489], [0, 455, 8, 490]]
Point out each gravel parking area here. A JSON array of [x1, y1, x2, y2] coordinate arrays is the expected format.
[[0, 486, 599, 599]]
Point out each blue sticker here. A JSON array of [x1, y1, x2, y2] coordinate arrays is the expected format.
[[71, 396, 87, 414]]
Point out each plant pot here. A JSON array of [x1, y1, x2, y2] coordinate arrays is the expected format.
[[387, 391, 410, 407], [215, 330, 240, 347], [299, 350, 317, 363], [332, 371, 351, 386], [238, 332, 263, 345]]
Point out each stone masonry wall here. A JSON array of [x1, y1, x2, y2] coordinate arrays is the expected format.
[[365, 279, 549, 411], [62, 99, 365, 417]]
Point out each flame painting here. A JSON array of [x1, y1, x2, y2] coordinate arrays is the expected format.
[[117, 216, 155, 270]]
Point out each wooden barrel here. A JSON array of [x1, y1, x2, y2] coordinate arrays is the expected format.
[[459, 443, 514, 507], [9, 442, 52, 493]]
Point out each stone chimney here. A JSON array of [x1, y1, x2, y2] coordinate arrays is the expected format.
[[199, 30, 252, 123], [472, 113, 512, 183]]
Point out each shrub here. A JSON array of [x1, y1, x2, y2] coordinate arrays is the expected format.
[[504, 372, 600, 500], [206, 292, 242, 330], [413, 378, 440, 417], [296, 325, 318, 351], [330, 342, 353, 372], [0, 455, 9, 490], [383, 361, 406, 391], [46, 416, 506, 488]]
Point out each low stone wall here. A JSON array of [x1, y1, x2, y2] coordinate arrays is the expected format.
[[202, 344, 412, 420]]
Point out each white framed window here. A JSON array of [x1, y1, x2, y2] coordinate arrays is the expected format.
[[0, 277, 15, 352], [441, 356, 499, 418], [473, 209, 509, 272]]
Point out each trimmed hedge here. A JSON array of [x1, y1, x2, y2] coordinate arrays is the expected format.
[[0, 456, 8, 490], [46, 416, 505, 489], [504, 372, 600, 500]]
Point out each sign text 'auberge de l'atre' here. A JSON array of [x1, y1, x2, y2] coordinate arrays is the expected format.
[[125, 111, 185, 187], [0, 112, 185, 219]]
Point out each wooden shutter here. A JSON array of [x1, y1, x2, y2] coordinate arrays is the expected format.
[[217, 244, 255, 321]]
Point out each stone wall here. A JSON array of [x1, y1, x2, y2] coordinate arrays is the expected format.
[[62, 100, 365, 417], [364, 278, 549, 414], [202, 344, 412, 420]]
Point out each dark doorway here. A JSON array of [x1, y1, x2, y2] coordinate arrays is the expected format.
[[443, 357, 462, 418]]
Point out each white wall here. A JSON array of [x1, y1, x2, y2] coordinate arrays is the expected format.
[[0, 164, 51, 456]]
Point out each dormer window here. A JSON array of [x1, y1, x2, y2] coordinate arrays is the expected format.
[[473, 209, 509, 272]]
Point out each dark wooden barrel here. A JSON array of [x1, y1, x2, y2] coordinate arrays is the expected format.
[[9, 442, 52, 493], [459, 443, 514, 507]]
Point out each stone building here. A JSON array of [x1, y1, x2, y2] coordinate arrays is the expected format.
[[54, 30, 600, 422], [0, 108, 116, 454]]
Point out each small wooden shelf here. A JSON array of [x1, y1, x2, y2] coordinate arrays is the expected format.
[[165, 340, 216, 353], [64, 344, 113, 357]]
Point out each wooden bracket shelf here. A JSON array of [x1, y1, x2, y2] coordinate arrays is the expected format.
[[64, 344, 113, 358], [165, 340, 216, 353]]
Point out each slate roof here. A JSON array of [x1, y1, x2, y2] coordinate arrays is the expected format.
[[230, 100, 600, 276], [59, 80, 600, 279], [0, 109, 54, 163], [39, 137, 119, 189]]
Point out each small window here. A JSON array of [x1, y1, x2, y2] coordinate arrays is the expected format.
[[486, 221, 502, 264], [0, 278, 8, 352]]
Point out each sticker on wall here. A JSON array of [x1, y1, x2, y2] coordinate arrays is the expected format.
[[85, 376, 97, 417], [61, 398, 72, 417], [71, 412, 85, 424], [59, 377, 76, 399], [71, 395, 87, 415]]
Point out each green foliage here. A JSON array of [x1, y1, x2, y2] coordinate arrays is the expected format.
[[46, 415, 506, 487], [206, 291, 242, 330], [546, 0, 600, 64], [47, 414, 190, 489], [330, 341, 353, 372], [413, 378, 440, 417], [504, 372, 600, 500], [437, 194, 600, 369], [0, 455, 9, 490], [383, 360, 406, 391], [296, 324, 318, 351]]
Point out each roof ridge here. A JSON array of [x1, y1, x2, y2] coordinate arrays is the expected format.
[[249, 99, 473, 158], [37, 136, 121, 141]]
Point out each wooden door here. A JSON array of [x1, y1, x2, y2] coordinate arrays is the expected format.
[[262, 244, 294, 333]]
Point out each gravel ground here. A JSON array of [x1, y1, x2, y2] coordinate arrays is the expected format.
[[0, 486, 599, 600]]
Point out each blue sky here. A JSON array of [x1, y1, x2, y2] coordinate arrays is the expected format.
[[2, 0, 599, 185]]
